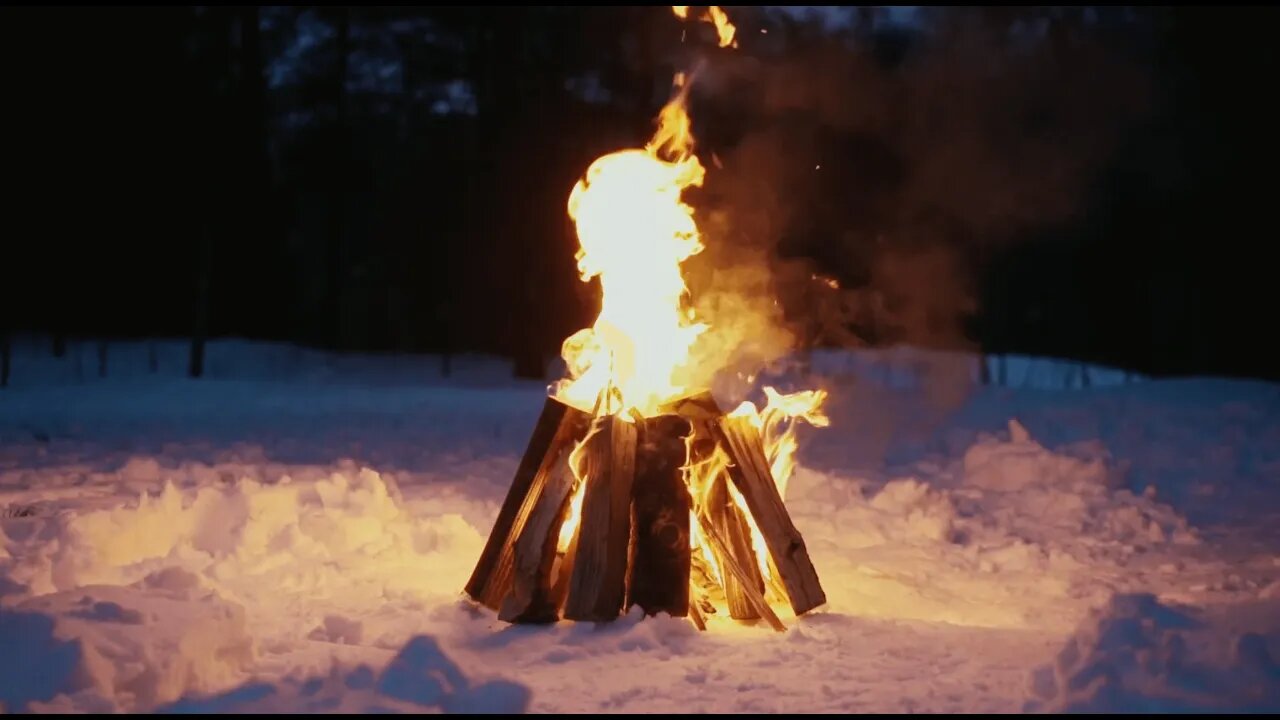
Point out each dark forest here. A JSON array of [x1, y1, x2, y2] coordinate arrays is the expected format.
[[3, 6, 1278, 383]]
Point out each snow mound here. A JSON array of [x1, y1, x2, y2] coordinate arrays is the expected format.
[[159, 634, 530, 714], [0, 465, 495, 711], [1025, 593, 1280, 712], [789, 419, 1200, 630], [7, 466, 483, 602], [960, 420, 1196, 549], [0, 569, 253, 713]]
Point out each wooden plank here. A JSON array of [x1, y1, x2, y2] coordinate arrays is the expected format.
[[692, 509, 786, 632], [563, 416, 638, 621], [627, 414, 692, 617], [688, 588, 707, 631], [659, 390, 722, 421], [706, 475, 764, 620], [466, 397, 588, 608], [716, 416, 827, 616], [498, 445, 578, 623]]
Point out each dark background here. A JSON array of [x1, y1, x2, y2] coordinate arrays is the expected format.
[[2, 6, 1277, 383]]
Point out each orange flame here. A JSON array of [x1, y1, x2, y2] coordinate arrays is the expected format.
[[672, 5, 738, 48], [551, 7, 827, 623], [693, 388, 827, 594], [553, 72, 707, 417]]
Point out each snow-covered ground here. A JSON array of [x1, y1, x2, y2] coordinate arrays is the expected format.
[[2, 338, 1278, 712]]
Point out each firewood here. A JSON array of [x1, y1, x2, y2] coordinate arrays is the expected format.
[[706, 475, 765, 620], [659, 390, 722, 421], [691, 510, 786, 632], [688, 587, 707, 631], [716, 416, 827, 616], [628, 414, 692, 617], [498, 445, 578, 623], [466, 397, 589, 608], [563, 416, 638, 621]]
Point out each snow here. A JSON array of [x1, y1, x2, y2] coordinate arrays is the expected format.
[[2, 338, 1278, 712]]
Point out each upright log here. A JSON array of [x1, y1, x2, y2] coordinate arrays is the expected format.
[[716, 416, 827, 615], [628, 415, 692, 617], [692, 509, 786, 631], [498, 446, 578, 623], [660, 390, 722, 421], [564, 416, 638, 621], [466, 397, 589, 608], [706, 474, 764, 620]]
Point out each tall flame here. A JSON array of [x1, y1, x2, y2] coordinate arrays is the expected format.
[[554, 73, 707, 417], [672, 6, 738, 48], [690, 387, 827, 591], [550, 6, 826, 622]]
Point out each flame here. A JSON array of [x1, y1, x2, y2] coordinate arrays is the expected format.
[[548, 7, 828, 624], [756, 386, 829, 498], [553, 73, 708, 417], [812, 273, 840, 290], [689, 388, 827, 595], [672, 6, 738, 48], [556, 420, 603, 553]]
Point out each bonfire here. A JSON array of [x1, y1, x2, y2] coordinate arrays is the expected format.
[[466, 6, 828, 631]]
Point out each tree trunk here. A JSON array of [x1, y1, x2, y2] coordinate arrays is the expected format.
[[190, 226, 212, 378], [1, 332, 11, 388], [97, 340, 108, 378], [327, 8, 351, 350]]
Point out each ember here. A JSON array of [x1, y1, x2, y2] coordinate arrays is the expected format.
[[465, 6, 827, 630]]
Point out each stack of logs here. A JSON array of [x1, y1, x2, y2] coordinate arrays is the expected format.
[[465, 393, 825, 630]]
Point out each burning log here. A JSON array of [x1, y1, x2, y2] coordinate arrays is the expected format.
[[498, 445, 577, 623], [465, 397, 590, 610], [628, 415, 692, 618], [464, 6, 826, 632], [706, 475, 764, 620], [465, 395, 825, 631], [691, 508, 786, 632], [716, 416, 827, 616], [563, 416, 638, 621]]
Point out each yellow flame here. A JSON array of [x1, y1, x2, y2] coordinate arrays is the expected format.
[[758, 386, 829, 498], [692, 388, 827, 593], [556, 420, 603, 553], [549, 7, 832, 623], [672, 5, 738, 48], [554, 75, 707, 417], [812, 273, 840, 290], [688, 510, 723, 586], [705, 6, 738, 48]]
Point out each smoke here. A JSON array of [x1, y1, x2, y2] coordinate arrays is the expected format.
[[681, 9, 1152, 359], [681, 243, 796, 405]]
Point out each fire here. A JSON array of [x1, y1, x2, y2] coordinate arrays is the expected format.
[[672, 6, 738, 48], [553, 71, 707, 418], [549, 6, 823, 622], [736, 387, 829, 499], [688, 388, 827, 595], [555, 420, 601, 554]]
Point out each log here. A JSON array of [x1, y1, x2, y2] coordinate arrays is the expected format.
[[706, 475, 764, 620], [564, 416, 638, 621], [689, 549, 724, 614], [692, 509, 786, 632], [466, 397, 589, 608], [659, 390, 722, 421], [628, 415, 692, 617], [498, 445, 578, 623], [688, 587, 707, 631], [716, 416, 827, 615]]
